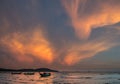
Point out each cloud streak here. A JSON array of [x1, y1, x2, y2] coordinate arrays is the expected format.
[[63, 37, 118, 65], [62, 0, 120, 39]]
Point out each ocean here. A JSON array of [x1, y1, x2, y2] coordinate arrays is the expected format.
[[0, 72, 120, 84]]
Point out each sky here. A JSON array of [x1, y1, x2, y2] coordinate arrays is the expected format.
[[0, 0, 120, 71]]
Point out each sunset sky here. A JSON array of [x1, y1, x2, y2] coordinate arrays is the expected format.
[[0, 0, 120, 71]]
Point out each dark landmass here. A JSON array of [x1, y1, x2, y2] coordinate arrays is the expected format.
[[0, 68, 58, 72]]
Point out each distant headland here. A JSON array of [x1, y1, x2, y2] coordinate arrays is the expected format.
[[0, 68, 58, 72]]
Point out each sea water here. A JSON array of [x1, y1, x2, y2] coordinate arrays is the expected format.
[[0, 72, 120, 84]]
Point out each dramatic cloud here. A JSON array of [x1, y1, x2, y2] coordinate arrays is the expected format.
[[62, 0, 120, 39], [0, 26, 54, 64], [0, 0, 120, 69]]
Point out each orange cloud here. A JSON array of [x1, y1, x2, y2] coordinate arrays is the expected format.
[[0, 27, 54, 64], [63, 38, 118, 65], [1, 0, 120, 68], [62, 0, 120, 39]]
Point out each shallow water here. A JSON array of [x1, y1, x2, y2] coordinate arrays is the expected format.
[[0, 72, 120, 84]]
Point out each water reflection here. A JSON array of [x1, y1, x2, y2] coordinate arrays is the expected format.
[[0, 72, 120, 84]]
